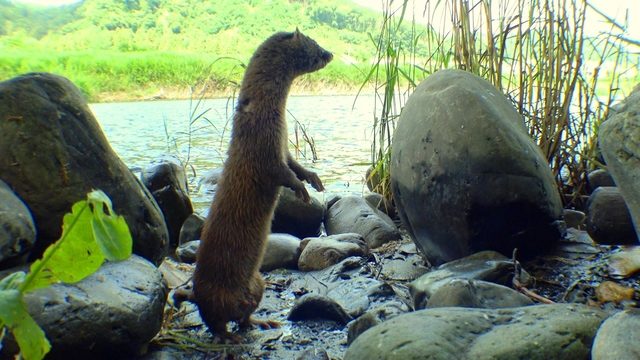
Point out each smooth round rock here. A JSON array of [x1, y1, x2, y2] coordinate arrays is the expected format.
[[586, 187, 637, 245], [345, 304, 607, 360], [390, 69, 563, 265]]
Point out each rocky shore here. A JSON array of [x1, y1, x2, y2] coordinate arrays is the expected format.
[[1, 72, 639, 359]]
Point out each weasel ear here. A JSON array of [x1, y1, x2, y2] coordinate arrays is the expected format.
[[293, 27, 301, 40]]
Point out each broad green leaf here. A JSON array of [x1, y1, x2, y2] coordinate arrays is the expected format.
[[87, 190, 132, 261], [0, 289, 50, 360], [23, 200, 104, 292], [0, 272, 26, 291]]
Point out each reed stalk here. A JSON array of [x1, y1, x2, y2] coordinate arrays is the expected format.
[[364, 0, 637, 207]]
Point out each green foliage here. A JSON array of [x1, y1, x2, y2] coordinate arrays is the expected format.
[[0, 0, 385, 100], [0, 190, 132, 360], [0, 274, 50, 360]]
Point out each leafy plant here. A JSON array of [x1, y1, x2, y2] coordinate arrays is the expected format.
[[0, 190, 132, 360]]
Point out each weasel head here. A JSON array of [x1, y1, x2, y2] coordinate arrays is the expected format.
[[258, 29, 333, 78]]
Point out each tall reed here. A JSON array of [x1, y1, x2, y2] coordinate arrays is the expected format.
[[365, 0, 637, 207]]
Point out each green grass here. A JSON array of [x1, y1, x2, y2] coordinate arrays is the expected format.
[[0, 48, 368, 100]]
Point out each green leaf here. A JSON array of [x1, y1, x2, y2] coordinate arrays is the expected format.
[[0, 289, 50, 360], [87, 190, 132, 261], [0, 272, 26, 291], [23, 199, 104, 292]]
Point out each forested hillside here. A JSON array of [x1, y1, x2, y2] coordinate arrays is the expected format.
[[0, 0, 387, 100]]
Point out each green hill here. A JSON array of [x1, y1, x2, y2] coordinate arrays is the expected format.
[[0, 0, 384, 101]]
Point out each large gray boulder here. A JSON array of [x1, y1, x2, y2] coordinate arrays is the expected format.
[[0, 180, 36, 269], [391, 69, 563, 265], [0, 73, 169, 264], [2, 255, 167, 358], [599, 85, 640, 242], [345, 304, 608, 360]]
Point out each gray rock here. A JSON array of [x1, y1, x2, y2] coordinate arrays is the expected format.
[[178, 213, 204, 245], [272, 188, 324, 238], [325, 196, 400, 248], [364, 192, 396, 219], [288, 294, 352, 325], [365, 166, 383, 193], [587, 169, 616, 193], [586, 187, 637, 245], [390, 69, 563, 265], [345, 304, 608, 360], [141, 156, 193, 249], [175, 240, 200, 263], [347, 304, 406, 345], [15, 255, 166, 357], [563, 209, 586, 229], [326, 277, 382, 317], [261, 233, 301, 272], [296, 348, 330, 360], [379, 258, 429, 281], [599, 86, 640, 239], [409, 250, 531, 310], [0, 180, 36, 268], [0, 73, 169, 264], [426, 278, 533, 308], [592, 309, 640, 359], [298, 233, 368, 271]]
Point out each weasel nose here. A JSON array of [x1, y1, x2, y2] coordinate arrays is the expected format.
[[323, 51, 333, 62]]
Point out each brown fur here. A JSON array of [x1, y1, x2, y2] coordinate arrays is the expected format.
[[193, 30, 332, 342]]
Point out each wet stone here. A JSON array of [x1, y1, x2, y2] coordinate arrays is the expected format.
[[261, 233, 302, 271], [409, 250, 531, 310], [426, 278, 533, 309], [175, 240, 200, 263], [288, 294, 353, 325]]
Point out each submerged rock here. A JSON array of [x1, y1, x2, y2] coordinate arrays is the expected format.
[[0, 73, 169, 264], [345, 304, 607, 360], [0, 180, 36, 269], [390, 69, 563, 265]]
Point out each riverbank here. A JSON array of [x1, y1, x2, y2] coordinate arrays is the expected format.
[[91, 82, 372, 103]]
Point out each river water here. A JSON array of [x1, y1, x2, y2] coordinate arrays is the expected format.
[[90, 94, 379, 211]]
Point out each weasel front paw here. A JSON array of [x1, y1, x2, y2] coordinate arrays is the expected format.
[[305, 171, 324, 192]]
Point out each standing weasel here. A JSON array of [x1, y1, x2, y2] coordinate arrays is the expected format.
[[193, 30, 332, 342]]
